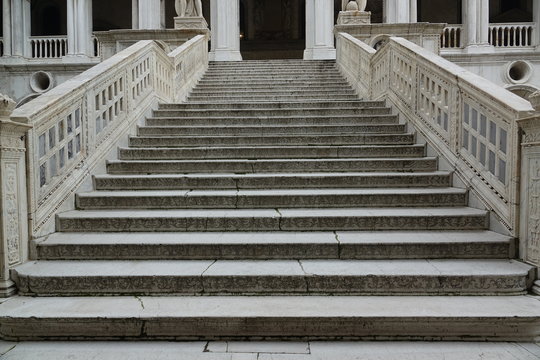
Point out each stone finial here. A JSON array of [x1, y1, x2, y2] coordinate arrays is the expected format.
[[342, 0, 367, 12], [0, 94, 16, 119], [530, 91, 540, 112], [175, 0, 202, 17]]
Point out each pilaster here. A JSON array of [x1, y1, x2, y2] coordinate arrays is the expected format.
[[384, 0, 415, 24], [533, 0, 540, 48], [0, 94, 31, 297], [137, 0, 163, 30], [1, 0, 31, 58], [209, 0, 242, 62], [66, 0, 94, 59], [304, 0, 335, 60], [462, 0, 494, 54]]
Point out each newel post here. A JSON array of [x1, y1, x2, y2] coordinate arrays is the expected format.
[[518, 91, 540, 294], [0, 94, 31, 297]]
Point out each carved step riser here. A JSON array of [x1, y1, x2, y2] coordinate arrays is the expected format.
[[145, 116, 399, 127], [157, 102, 385, 110], [75, 192, 467, 210], [152, 109, 392, 118], [118, 146, 425, 160], [93, 174, 453, 191], [106, 159, 437, 175], [136, 125, 407, 137], [37, 242, 512, 261], [56, 214, 488, 233], [14, 274, 526, 297], [186, 96, 361, 102]]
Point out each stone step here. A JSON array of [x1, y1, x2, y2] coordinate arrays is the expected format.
[[203, 70, 342, 76], [35, 231, 514, 260], [186, 95, 361, 102], [56, 207, 488, 232], [157, 100, 384, 110], [3, 295, 540, 341], [12, 259, 531, 296], [92, 172, 454, 191], [128, 133, 415, 147], [75, 188, 467, 210], [145, 114, 399, 127], [152, 107, 392, 118], [118, 145, 426, 160], [201, 75, 346, 81], [198, 80, 351, 86], [190, 85, 354, 93], [136, 124, 407, 137], [106, 157, 437, 174], [188, 89, 358, 96]]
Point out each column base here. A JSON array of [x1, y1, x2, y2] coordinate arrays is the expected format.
[[174, 16, 208, 30], [304, 47, 336, 60], [209, 50, 243, 62], [464, 44, 495, 54], [0, 279, 17, 298]]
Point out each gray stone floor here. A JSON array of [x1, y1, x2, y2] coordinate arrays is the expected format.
[[1, 341, 539, 359]]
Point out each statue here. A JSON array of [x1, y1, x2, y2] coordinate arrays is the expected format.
[[175, 0, 202, 17], [342, 0, 367, 12]]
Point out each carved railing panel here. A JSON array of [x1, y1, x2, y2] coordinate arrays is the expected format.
[[489, 23, 534, 48], [336, 33, 534, 236], [441, 25, 462, 49], [29, 36, 68, 59]]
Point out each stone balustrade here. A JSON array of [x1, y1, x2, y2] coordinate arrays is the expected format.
[[6, 34, 208, 252], [29, 36, 68, 59], [441, 25, 462, 49], [337, 32, 534, 238], [489, 23, 534, 48]]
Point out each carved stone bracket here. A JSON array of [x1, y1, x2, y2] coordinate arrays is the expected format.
[[518, 93, 540, 294], [0, 93, 32, 297]]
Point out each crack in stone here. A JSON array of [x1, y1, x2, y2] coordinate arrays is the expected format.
[[298, 260, 311, 293], [275, 208, 283, 231], [134, 295, 145, 310], [200, 260, 217, 294], [334, 231, 342, 259]]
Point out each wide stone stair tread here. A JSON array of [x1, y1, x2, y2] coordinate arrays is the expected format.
[[35, 230, 515, 260], [12, 259, 532, 296], [156, 100, 384, 109], [2, 295, 540, 341], [92, 171, 453, 190], [74, 188, 468, 210], [56, 207, 488, 232]]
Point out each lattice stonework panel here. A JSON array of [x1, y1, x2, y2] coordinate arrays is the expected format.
[[418, 71, 450, 142], [38, 106, 83, 188], [461, 102, 508, 189], [132, 56, 152, 103], [95, 77, 126, 137]]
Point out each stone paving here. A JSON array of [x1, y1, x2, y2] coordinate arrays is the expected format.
[[1, 341, 540, 359]]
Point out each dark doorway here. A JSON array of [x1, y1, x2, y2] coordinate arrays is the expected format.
[[31, 0, 66, 36], [93, 0, 132, 31], [240, 0, 306, 60]]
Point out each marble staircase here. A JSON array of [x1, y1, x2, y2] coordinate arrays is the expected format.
[[2, 60, 540, 341]]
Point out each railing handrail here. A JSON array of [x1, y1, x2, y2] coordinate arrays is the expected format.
[[489, 22, 535, 27], [391, 36, 533, 114], [28, 35, 68, 40]]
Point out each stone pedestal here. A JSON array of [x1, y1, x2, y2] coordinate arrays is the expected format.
[[209, 0, 242, 62], [337, 11, 371, 25], [304, 0, 336, 60], [0, 94, 31, 297], [174, 16, 208, 30]]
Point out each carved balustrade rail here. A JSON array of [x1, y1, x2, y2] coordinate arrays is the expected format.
[[489, 23, 534, 48], [29, 36, 68, 59], [337, 32, 534, 237], [441, 25, 462, 49], [10, 35, 208, 241]]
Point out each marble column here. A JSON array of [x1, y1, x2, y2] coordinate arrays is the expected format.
[[66, 0, 93, 58], [304, 0, 335, 60], [384, 0, 415, 23], [209, 0, 242, 62], [2, 0, 31, 58], [533, 0, 540, 47], [462, 0, 493, 53], [136, 0, 163, 30]]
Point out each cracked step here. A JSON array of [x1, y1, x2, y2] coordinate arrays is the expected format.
[[35, 231, 514, 260], [106, 157, 437, 174], [56, 207, 489, 232], [93, 172, 454, 191], [75, 188, 468, 210], [152, 107, 392, 118], [3, 295, 540, 341], [11, 259, 532, 296]]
